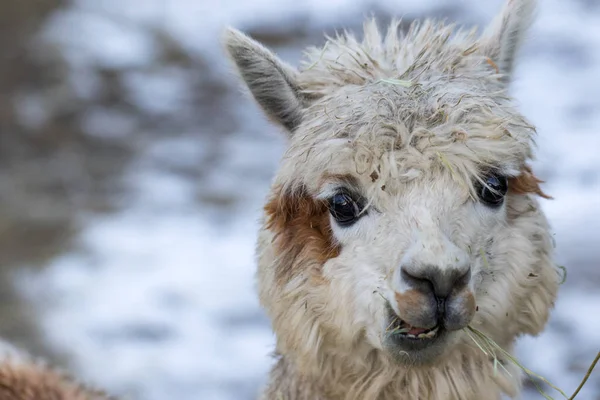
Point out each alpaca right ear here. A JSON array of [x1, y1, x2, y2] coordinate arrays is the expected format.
[[223, 28, 304, 133], [481, 0, 537, 83]]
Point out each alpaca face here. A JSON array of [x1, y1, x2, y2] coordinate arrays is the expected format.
[[326, 177, 479, 359], [256, 78, 553, 366], [302, 162, 507, 364], [226, 0, 559, 375], [260, 81, 534, 365]]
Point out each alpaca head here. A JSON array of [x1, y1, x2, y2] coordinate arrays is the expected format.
[[225, 0, 558, 370]]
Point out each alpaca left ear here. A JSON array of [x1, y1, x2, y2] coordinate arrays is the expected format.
[[223, 28, 305, 133], [482, 0, 537, 83]]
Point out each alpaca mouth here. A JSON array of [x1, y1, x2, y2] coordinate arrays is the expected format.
[[384, 305, 448, 364], [384, 304, 446, 358], [387, 317, 440, 340]]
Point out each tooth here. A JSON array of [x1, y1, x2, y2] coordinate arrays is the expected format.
[[415, 328, 437, 339]]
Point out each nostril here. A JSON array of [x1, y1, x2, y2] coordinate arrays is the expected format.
[[400, 264, 471, 299], [453, 268, 471, 292], [400, 268, 434, 293]]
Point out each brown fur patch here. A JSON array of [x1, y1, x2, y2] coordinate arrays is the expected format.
[[394, 290, 432, 325], [509, 166, 551, 199], [459, 290, 477, 321], [0, 361, 111, 400], [463, 291, 476, 314], [264, 185, 341, 285]]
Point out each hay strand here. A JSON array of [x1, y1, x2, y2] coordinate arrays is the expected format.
[[466, 327, 600, 400], [304, 42, 329, 71], [558, 265, 567, 285], [479, 248, 490, 269], [436, 151, 470, 195], [378, 78, 413, 87], [569, 351, 600, 400], [467, 326, 569, 399]]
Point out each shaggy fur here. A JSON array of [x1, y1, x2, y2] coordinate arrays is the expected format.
[[0, 360, 112, 400], [224, 1, 560, 399], [0, 342, 113, 400]]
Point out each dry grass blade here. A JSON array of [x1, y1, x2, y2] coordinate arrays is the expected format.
[[466, 326, 569, 399], [557, 265, 567, 285], [387, 325, 411, 335], [479, 248, 489, 269], [466, 328, 600, 399], [436, 152, 456, 177], [375, 291, 411, 335], [378, 78, 413, 87], [304, 42, 329, 71], [569, 351, 600, 400], [385, 317, 398, 332], [374, 290, 387, 303], [465, 327, 488, 355], [436, 152, 471, 196], [384, 315, 411, 336], [465, 327, 512, 377]]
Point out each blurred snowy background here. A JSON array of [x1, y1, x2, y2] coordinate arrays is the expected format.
[[0, 0, 598, 399]]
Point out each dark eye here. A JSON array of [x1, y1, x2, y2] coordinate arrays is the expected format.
[[328, 192, 363, 226], [477, 174, 508, 207]]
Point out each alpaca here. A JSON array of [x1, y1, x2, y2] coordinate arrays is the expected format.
[[0, 359, 112, 400], [224, 0, 560, 399], [0, 340, 112, 400]]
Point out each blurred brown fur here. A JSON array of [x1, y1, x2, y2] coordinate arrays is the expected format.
[[0, 360, 112, 400]]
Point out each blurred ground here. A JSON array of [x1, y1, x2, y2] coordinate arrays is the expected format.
[[0, 0, 598, 399], [0, 0, 132, 364]]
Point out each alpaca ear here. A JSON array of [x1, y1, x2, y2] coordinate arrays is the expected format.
[[482, 0, 537, 83], [223, 28, 304, 132]]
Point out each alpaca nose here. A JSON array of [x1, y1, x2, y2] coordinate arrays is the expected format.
[[401, 263, 471, 300]]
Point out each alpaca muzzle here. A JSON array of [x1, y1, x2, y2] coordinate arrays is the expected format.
[[392, 264, 476, 334]]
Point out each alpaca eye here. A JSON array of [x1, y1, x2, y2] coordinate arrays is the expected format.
[[328, 192, 362, 226], [477, 174, 508, 207]]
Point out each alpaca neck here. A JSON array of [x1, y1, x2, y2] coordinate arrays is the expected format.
[[272, 342, 516, 400]]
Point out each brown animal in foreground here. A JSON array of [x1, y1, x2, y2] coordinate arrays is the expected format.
[[0, 359, 111, 400]]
